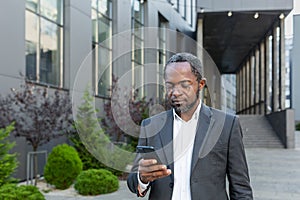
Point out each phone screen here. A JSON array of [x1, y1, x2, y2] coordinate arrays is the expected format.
[[136, 145, 162, 164]]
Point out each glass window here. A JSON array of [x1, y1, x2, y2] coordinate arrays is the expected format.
[[26, 0, 39, 12], [92, 0, 112, 97], [25, 0, 64, 87], [40, 18, 62, 85], [179, 0, 185, 19], [158, 15, 168, 101], [170, 0, 178, 11], [131, 0, 144, 97], [40, 0, 63, 24], [25, 11, 38, 80]]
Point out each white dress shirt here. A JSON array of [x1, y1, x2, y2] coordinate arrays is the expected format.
[[172, 102, 201, 200], [138, 102, 201, 200]]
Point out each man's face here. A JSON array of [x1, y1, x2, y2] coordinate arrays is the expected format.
[[165, 62, 205, 114]]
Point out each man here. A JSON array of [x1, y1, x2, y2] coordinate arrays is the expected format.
[[127, 52, 253, 199]]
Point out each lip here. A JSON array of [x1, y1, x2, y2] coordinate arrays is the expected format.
[[171, 100, 183, 106], [171, 99, 184, 103]]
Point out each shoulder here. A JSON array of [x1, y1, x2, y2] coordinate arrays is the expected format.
[[204, 105, 238, 125], [141, 109, 172, 126]]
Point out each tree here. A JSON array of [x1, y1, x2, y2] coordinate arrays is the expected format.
[[70, 86, 135, 176], [69, 88, 110, 171], [0, 123, 18, 187], [0, 83, 74, 185], [101, 76, 153, 150]]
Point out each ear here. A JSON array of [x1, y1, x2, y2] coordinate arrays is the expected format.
[[199, 78, 206, 90]]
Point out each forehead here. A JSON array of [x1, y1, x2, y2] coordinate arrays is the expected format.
[[165, 62, 195, 81]]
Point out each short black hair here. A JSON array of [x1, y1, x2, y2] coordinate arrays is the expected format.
[[164, 52, 203, 82]]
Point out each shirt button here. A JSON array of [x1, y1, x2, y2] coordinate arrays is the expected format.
[[169, 182, 174, 188]]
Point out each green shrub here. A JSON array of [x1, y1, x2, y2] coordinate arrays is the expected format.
[[44, 144, 82, 189], [69, 88, 132, 177], [0, 184, 45, 200], [0, 123, 18, 187], [296, 123, 300, 131], [74, 169, 119, 195]]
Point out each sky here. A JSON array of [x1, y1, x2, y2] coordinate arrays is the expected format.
[[285, 0, 300, 37]]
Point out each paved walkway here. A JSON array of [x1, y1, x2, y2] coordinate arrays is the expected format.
[[44, 132, 300, 200]]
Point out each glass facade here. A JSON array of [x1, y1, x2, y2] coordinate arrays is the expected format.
[[92, 0, 112, 97], [131, 0, 144, 97], [25, 0, 63, 87], [158, 15, 168, 101], [169, 0, 194, 25]]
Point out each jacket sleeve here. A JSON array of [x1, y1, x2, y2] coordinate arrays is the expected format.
[[227, 116, 253, 199], [127, 119, 151, 197]]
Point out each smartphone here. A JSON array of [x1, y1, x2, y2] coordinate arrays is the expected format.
[[136, 145, 162, 164]]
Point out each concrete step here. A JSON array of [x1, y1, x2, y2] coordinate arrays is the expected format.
[[239, 115, 284, 148]]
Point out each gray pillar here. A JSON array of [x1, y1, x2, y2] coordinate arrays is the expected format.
[[250, 55, 254, 114], [260, 41, 265, 114], [265, 36, 271, 114], [241, 64, 245, 113], [236, 70, 239, 113], [243, 65, 246, 113], [197, 18, 204, 63], [246, 59, 250, 114], [279, 18, 286, 110], [239, 69, 243, 112], [65, 0, 92, 91], [272, 26, 279, 112], [255, 48, 260, 114]]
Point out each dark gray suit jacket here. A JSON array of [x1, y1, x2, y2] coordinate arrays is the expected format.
[[127, 104, 253, 200]]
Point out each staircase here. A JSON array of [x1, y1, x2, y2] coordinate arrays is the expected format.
[[239, 115, 284, 148]]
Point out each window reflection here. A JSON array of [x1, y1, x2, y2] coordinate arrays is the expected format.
[[92, 0, 112, 97], [26, 0, 39, 13], [25, 0, 63, 87], [131, 0, 144, 97], [40, 0, 63, 24], [25, 11, 38, 81], [40, 18, 61, 85]]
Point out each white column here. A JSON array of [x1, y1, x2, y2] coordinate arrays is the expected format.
[[272, 26, 279, 112], [265, 36, 271, 114], [280, 18, 286, 110], [255, 48, 260, 114], [260, 41, 265, 114]]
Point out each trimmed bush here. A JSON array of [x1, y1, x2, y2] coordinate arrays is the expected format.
[[74, 169, 119, 195], [44, 144, 82, 189], [0, 184, 45, 200], [296, 123, 300, 131]]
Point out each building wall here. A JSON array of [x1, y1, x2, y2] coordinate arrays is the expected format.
[[0, 1, 26, 94], [0, 0, 198, 180], [292, 15, 300, 121], [197, 0, 293, 13]]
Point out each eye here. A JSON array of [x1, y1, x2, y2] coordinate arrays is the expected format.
[[165, 83, 174, 90], [180, 82, 192, 88]]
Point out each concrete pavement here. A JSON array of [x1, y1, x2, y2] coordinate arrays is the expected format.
[[44, 131, 300, 200]]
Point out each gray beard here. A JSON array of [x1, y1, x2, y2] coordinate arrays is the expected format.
[[173, 87, 200, 116]]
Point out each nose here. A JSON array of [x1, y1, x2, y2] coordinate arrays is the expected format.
[[170, 86, 181, 97]]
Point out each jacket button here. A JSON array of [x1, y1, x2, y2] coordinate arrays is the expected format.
[[169, 183, 174, 188]]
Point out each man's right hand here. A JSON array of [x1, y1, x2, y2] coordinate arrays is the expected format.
[[138, 159, 172, 183]]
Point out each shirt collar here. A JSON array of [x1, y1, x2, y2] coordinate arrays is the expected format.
[[173, 101, 202, 122]]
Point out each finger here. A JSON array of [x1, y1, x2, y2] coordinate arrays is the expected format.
[[144, 169, 172, 182], [140, 168, 172, 182], [139, 159, 157, 167], [139, 164, 167, 173]]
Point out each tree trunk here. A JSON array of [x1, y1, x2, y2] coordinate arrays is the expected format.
[[33, 146, 38, 186]]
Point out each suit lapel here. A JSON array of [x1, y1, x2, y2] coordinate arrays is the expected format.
[[191, 104, 215, 171], [158, 110, 174, 178]]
